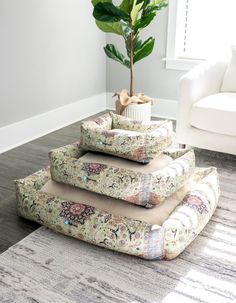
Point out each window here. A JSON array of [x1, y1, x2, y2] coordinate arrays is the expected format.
[[166, 0, 236, 70]]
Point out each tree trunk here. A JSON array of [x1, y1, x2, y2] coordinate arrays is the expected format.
[[130, 34, 134, 97], [129, 0, 134, 97]]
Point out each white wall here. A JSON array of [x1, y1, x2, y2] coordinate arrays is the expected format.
[[0, 2, 184, 131], [106, 7, 184, 101], [0, 0, 106, 128]]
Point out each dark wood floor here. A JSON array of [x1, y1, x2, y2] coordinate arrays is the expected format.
[[0, 111, 235, 254]]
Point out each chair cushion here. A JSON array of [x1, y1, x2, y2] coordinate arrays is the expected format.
[[221, 46, 236, 92], [80, 112, 173, 163], [190, 93, 236, 136]]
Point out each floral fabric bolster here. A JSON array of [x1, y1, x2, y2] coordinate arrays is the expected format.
[[80, 112, 173, 163], [163, 167, 220, 259], [49, 144, 195, 208]]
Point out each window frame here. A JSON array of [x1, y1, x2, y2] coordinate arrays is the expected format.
[[165, 0, 204, 71]]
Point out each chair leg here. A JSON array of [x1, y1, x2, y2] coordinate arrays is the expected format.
[[179, 144, 186, 149]]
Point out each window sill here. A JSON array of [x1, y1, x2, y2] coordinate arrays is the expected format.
[[163, 57, 204, 71]]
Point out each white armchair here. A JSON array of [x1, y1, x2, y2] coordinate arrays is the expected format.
[[176, 60, 236, 155]]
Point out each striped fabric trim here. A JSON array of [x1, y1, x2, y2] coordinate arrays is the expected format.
[[139, 173, 152, 207], [143, 225, 165, 260]]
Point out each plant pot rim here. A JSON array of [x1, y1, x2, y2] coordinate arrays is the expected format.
[[125, 102, 152, 108]]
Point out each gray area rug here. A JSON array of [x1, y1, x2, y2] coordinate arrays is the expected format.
[[0, 137, 236, 302], [0, 220, 235, 303]]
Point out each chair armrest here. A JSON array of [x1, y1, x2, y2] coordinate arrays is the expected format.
[[176, 60, 227, 141], [179, 60, 227, 105]]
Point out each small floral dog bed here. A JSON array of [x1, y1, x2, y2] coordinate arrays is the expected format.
[[49, 143, 195, 208], [15, 166, 219, 260], [80, 112, 173, 163]]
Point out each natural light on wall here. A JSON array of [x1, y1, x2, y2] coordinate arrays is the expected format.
[[166, 0, 236, 70]]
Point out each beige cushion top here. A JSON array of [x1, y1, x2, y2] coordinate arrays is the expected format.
[[79, 152, 173, 173], [41, 179, 194, 226]]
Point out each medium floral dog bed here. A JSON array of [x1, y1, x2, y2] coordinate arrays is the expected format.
[[80, 112, 173, 163], [15, 166, 219, 260], [49, 143, 195, 208]]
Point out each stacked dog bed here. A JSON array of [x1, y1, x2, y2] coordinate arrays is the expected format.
[[15, 112, 220, 260]]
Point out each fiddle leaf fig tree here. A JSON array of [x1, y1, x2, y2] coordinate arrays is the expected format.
[[91, 0, 168, 97]]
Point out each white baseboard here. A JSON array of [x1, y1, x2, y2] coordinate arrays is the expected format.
[[0, 92, 177, 154], [106, 92, 177, 120], [0, 93, 107, 154]]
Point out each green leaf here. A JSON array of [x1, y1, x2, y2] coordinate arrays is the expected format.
[[149, 0, 168, 7], [125, 40, 131, 58], [133, 37, 155, 63], [91, 0, 112, 7], [136, 0, 148, 4], [95, 20, 132, 37], [104, 44, 130, 68], [95, 20, 124, 35], [131, 0, 143, 25], [140, 0, 151, 9], [146, 0, 168, 12], [120, 21, 133, 38], [126, 36, 142, 58], [119, 0, 133, 13], [134, 36, 143, 53], [134, 12, 156, 31], [93, 2, 129, 23]]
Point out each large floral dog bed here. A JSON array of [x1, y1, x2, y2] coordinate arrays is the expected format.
[[49, 143, 195, 208], [80, 112, 173, 163], [15, 166, 219, 260]]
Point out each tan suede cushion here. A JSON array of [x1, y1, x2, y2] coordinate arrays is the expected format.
[[79, 152, 173, 173], [41, 179, 194, 226]]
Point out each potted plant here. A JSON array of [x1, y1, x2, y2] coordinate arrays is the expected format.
[[91, 0, 168, 121]]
